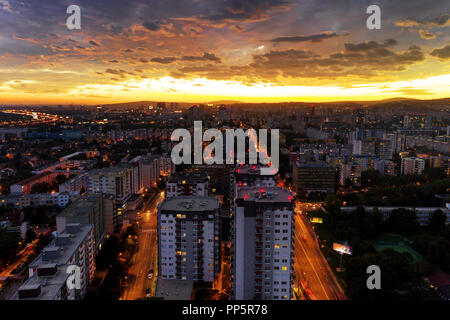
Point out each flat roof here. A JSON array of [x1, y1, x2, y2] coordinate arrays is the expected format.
[[58, 194, 102, 217], [167, 171, 208, 182], [295, 161, 332, 168], [159, 196, 219, 212], [30, 224, 92, 268], [155, 278, 193, 300], [89, 167, 129, 174], [13, 265, 70, 300], [237, 186, 294, 203], [12, 171, 52, 186], [235, 165, 275, 176]]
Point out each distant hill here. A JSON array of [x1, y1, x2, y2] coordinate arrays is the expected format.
[[69, 97, 449, 109], [99, 101, 193, 109], [207, 100, 243, 105]]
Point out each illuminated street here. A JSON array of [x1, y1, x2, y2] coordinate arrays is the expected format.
[[293, 203, 346, 300], [121, 191, 164, 300]]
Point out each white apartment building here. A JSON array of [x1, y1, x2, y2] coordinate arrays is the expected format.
[[232, 186, 295, 300], [14, 223, 95, 300], [157, 196, 220, 282]]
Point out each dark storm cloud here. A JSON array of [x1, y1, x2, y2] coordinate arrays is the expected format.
[[430, 44, 450, 60], [395, 14, 450, 27], [151, 57, 177, 64], [203, 0, 296, 22], [344, 39, 398, 52], [89, 40, 101, 47], [271, 32, 345, 43], [142, 21, 162, 31], [181, 52, 221, 63], [178, 41, 426, 81]]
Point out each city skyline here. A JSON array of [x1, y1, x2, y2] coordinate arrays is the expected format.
[[0, 0, 450, 104]]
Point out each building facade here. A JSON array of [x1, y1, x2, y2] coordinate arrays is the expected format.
[[232, 187, 295, 300], [157, 196, 220, 282]]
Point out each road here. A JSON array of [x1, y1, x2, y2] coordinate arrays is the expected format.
[[0, 239, 38, 280], [121, 191, 164, 300], [293, 203, 346, 300]]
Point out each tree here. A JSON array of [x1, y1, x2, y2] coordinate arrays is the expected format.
[[0, 229, 20, 265], [31, 182, 51, 194], [345, 249, 415, 300], [429, 210, 446, 234], [55, 174, 68, 185], [25, 229, 36, 244], [325, 193, 341, 214], [387, 209, 418, 235]]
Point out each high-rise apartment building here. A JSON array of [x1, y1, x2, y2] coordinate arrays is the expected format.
[[165, 172, 209, 199], [14, 223, 95, 300], [157, 196, 220, 282], [56, 193, 107, 251], [231, 165, 278, 202], [231, 186, 295, 300], [87, 167, 132, 232]]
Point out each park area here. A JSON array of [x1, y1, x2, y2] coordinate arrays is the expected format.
[[373, 234, 423, 262]]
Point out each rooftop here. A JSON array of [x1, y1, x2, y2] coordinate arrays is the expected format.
[[237, 186, 294, 203], [167, 171, 208, 182], [30, 224, 92, 268], [88, 167, 129, 175], [295, 161, 332, 168], [155, 278, 193, 300], [12, 264, 70, 300], [234, 165, 275, 176], [159, 196, 219, 212], [12, 171, 52, 186], [59, 194, 102, 218]]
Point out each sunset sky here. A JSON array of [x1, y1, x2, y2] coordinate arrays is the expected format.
[[0, 0, 449, 104]]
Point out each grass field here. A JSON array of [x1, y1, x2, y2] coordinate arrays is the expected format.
[[373, 234, 423, 262]]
